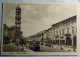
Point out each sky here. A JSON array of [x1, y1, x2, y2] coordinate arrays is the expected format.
[[3, 3, 77, 37]]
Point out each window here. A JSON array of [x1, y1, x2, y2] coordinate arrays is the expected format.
[[67, 28, 69, 34], [17, 25, 19, 27], [54, 31, 55, 35], [17, 20, 19, 23], [56, 30, 58, 35], [69, 21, 70, 25], [56, 26, 57, 29], [59, 30, 61, 35], [76, 28, 77, 33], [72, 27, 74, 34], [62, 29, 65, 35], [66, 22, 68, 26]]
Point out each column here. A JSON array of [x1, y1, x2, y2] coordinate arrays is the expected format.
[[59, 37, 60, 46], [55, 37, 56, 45], [65, 40, 66, 46], [60, 38, 62, 49], [71, 36, 74, 47], [64, 36, 66, 46]]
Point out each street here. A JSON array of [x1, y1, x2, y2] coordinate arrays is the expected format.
[[37, 45, 67, 52], [3, 44, 67, 52], [3, 44, 25, 52]]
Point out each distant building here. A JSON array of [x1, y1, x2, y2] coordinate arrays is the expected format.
[[3, 5, 23, 44], [27, 31, 45, 42], [9, 26, 15, 42], [3, 24, 10, 44], [3, 24, 16, 43]]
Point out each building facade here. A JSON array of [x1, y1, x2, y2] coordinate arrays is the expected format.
[[9, 26, 15, 42], [3, 24, 10, 44], [3, 24, 16, 43], [27, 15, 77, 48], [50, 15, 77, 48]]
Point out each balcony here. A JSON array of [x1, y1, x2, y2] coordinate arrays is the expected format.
[[65, 34, 71, 36]]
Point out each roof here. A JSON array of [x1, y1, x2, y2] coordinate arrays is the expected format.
[[52, 15, 77, 26], [4, 24, 9, 30]]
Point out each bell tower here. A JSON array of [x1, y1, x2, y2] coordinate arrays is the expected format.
[[15, 5, 22, 43]]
